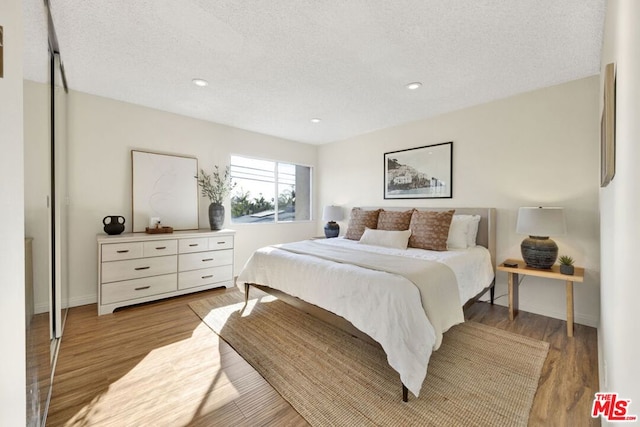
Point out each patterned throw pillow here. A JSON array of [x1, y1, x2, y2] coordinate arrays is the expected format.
[[408, 210, 455, 251], [344, 209, 381, 240], [377, 209, 414, 231]]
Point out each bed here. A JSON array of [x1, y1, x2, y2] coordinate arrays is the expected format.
[[237, 207, 496, 402]]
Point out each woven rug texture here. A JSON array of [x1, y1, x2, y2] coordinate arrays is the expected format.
[[190, 290, 549, 426]]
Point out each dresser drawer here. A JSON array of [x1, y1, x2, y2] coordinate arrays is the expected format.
[[179, 249, 233, 272], [102, 242, 143, 262], [143, 239, 178, 257], [208, 235, 234, 250], [101, 274, 177, 304], [178, 265, 233, 290], [179, 238, 209, 253], [101, 255, 177, 283]]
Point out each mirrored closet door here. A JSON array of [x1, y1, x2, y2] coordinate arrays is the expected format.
[[25, 1, 69, 424]]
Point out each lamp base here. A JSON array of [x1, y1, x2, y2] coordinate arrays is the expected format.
[[521, 236, 558, 269], [324, 221, 339, 238]]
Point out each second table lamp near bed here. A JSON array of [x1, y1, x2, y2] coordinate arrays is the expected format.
[[516, 206, 566, 269], [323, 205, 344, 238]]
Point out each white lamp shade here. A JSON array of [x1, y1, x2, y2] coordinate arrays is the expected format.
[[322, 205, 344, 222], [516, 207, 566, 237]]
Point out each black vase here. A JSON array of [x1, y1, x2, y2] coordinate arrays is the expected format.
[[103, 215, 125, 235], [209, 203, 225, 230], [324, 221, 340, 238]]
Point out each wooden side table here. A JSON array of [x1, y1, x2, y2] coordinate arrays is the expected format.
[[497, 258, 585, 337]]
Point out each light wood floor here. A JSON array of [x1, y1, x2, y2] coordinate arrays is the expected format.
[[47, 287, 598, 426]]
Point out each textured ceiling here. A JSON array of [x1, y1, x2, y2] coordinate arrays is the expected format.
[[23, 1, 606, 144]]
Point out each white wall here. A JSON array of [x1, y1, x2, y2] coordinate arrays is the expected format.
[[24, 80, 51, 313], [0, 0, 26, 424], [599, 0, 640, 416], [54, 89, 318, 307], [318, 77, 601, 326]]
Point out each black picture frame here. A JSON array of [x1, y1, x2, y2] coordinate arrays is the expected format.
[[384, 141, 453, 199]]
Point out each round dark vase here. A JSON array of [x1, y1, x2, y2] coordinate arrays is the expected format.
[[521, 236, 558, 269], [324, 221, 340, 238], [103, 215, 125, 235], [209, 203, 225, 230]]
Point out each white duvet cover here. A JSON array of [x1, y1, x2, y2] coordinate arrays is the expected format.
[[327, 238, 495, 305], [236, 237, 495, 397]]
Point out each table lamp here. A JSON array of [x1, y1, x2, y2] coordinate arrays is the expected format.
[[323, 205, 343, 238], [516, 207, 566, 269]]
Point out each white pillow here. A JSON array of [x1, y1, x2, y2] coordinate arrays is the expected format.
[[466, 215, 481, 247], [447, 215, 482, 249], [447, 216, 470, 249], [359, 227, 412, 250]]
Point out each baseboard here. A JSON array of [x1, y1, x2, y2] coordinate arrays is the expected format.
[[476, 295, 599, 328], [597, 327, 605, 392], [65, 294, 97, 309], [61, 291, 602, 327], [34, 301, 49, 314]]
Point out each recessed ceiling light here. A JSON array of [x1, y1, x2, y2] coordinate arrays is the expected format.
[[310, 118, 322, 123], [192, 78, 209, 87], [405, 82, 422, 90]]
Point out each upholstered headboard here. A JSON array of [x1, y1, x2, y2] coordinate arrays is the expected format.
[[358, 207, 497, 271]]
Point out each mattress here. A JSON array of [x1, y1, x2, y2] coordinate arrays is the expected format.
[[236, 237, 495, 397]]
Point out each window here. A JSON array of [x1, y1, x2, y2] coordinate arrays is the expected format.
[[230, 155, 312, 224]]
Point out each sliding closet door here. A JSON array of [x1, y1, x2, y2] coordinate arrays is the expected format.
[[25, 3, 69, 425], [50, 51, 68, 338]]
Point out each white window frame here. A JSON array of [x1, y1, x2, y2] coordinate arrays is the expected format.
[[230, 154, 314, 224]]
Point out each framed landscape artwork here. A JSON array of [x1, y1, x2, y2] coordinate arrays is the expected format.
[[384, 141, 453, 199], [601, 62, 616, 187]]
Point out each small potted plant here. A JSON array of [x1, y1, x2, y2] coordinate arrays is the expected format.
[[196, 165, 236, 230], [558, 255, 575, 275]]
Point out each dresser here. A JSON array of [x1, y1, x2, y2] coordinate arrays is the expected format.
[[97, 229, 235, 315]]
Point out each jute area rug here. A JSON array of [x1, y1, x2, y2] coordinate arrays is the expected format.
[[190, 289, 549, 426]]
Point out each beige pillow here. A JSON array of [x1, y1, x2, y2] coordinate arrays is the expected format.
[[344, 208, 381, 240], [377, 209, 414, 231], [359, 228, 412, 249], [408, 210, 455, 251]]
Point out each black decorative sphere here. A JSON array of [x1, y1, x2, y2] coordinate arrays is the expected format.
[[521, 236, 558, 269], [324, 221, 340, 238]]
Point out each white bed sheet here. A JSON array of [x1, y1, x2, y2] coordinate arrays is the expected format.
[[236, 238, 494, 397]]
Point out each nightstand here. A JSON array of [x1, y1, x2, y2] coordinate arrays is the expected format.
[[497, 258, 585, 337]]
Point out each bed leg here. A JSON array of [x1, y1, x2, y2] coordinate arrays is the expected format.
[[244, 283, 250, 305], [402, 384, 408, 402], [490, 283, 495, 305]]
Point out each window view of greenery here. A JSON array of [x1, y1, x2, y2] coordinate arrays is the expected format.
[[230, 155, 311, 224]]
